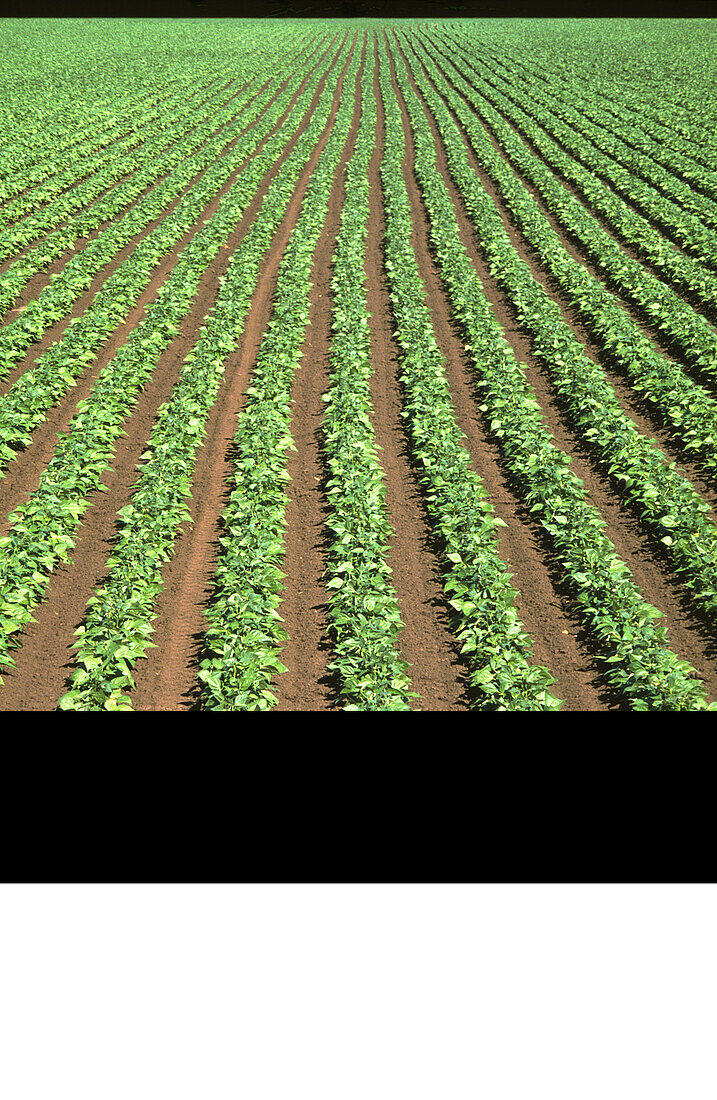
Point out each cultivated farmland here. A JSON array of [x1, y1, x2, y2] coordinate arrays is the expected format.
[[1, 18, 717, 710]]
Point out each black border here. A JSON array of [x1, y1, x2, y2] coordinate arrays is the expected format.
[[4, 2, 717, 21]]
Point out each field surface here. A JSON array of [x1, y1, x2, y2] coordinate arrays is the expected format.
[[1, 17, 717, 711]]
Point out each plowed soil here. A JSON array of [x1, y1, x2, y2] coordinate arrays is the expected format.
[[1, 26, 716, 711]]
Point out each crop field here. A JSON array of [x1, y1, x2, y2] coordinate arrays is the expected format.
[[1, 18, 717, 711]]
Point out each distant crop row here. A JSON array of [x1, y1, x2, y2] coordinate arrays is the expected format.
[[0, 20, 715, 709]]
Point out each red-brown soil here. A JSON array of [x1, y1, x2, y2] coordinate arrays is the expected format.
[[0, 33, 352, 711], [0, 37, 345, 537], [130, 33, 359, 712], [365, 42, 469, 711], [0, 27, 715, 712], [421, 31, 717, 394], [390, 32, 717, 704]]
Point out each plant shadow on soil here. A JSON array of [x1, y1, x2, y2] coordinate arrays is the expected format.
[[426, 254, 638, 711], [173, 424, 341, 712], [56, 507, 213, 712], [368, 229, 479, 709], [520, 321, 717, 662], [435, 81, 717, 506], [376, 285, 493, 710], [529, 257, 717, 490], [417, 167, 717, 702], [479, 289, 717, 694], [476, 97, 717, 399]]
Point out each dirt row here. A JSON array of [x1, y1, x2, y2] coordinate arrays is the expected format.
[[402, 33, 717, 516], [0, 35, 347, 536], [0, 32, 355, 711], [0, 36, 334, 355], [0, 29, 715, 710], [131, 34, 362, 713], [0, 74, 239, 239], [422, 31, 717, 362], [387, 33, 717, 703]]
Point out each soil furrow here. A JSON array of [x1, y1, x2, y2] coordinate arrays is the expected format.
[[366, 45, 469, 711], [0, 39, 346, 537], [391, 34, 717, 705], [271, 34, 365, 713], [387, 37, 609, 710], [0, 42, 354, 712], [4, 25, 715, 713], [409, 37, 717, 511], [128, 37, 360, 713]]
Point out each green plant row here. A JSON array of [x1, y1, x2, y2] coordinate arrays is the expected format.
[[0, 69, 234, 210], [385, 31, 711, 710], [446, 29, 717, 217], [320, 44, 414, 710], [0, 35, 359, 698], [0, 32, 327, 244], [377, 37, 562, 711], [537, 53, 717, 174], [470, 38, 717, 207], [198, 38, 365, 711], [0, 65, 204, 180], [0, 78, 266, 317], [452, 24, 717, 164], [421, 30, 717, 355], [440, 34, 717, 270], [0, 38, 350, 478], [456, 36, 717, 235], [0, 37, 332, 319], [0, 69, 268, 254], [0, 35, 328, 318], [582, 94, 717, 177], [410, 34, 717, 471], [396, 33, 717, 625], [589, 89, 717, 174], [0, 67, 253, 229], [0, 22, 302, 177], [0, 27, 232, 162]]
